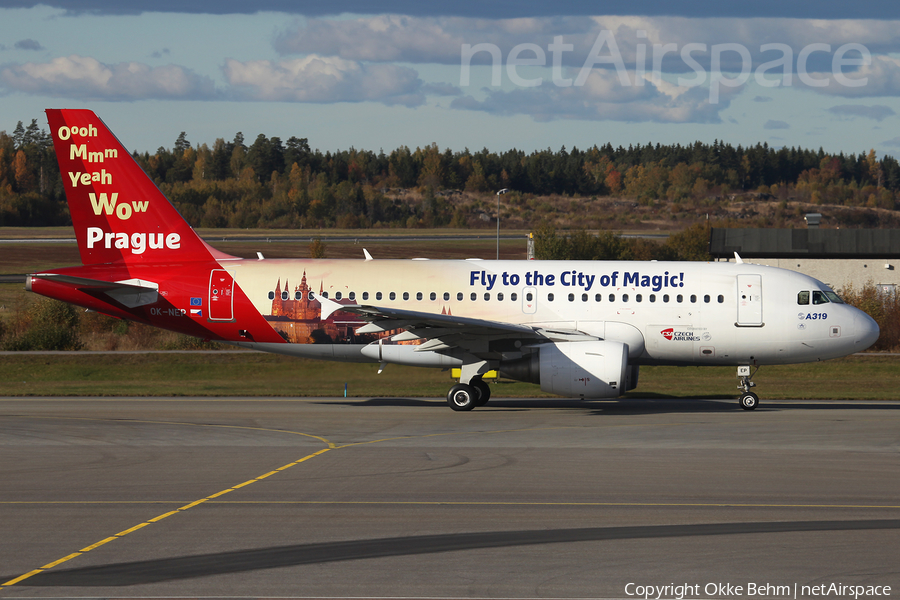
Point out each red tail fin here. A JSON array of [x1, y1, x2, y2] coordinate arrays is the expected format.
[[46, 109, 214, 265]]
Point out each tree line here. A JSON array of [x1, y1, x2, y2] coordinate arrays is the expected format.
[[532, 222, 712, 262], [2, 117, 899, 228]]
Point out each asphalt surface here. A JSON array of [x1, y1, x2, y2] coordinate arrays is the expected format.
[[1, 396, 899, 599]]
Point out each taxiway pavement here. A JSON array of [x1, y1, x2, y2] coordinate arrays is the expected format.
[[1, 396, 899, 598]]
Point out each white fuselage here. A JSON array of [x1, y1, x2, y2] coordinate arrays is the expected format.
[[224, 258, 879, 367]]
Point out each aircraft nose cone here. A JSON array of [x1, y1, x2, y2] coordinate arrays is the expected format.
[[853, 310, 880, 351]]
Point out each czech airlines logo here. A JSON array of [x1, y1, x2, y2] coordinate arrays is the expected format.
[[660, 328, 700, 342]]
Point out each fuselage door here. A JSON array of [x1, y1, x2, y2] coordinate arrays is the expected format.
[[209, 269, 235, 321], [736, 274, 763, 326], [522, 286, 537, 314]]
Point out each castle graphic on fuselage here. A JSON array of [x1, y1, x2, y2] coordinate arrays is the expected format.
[[265, 271, 359, 344], [264, 271, 448, 345]]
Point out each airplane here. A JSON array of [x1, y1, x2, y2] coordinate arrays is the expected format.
[[26, 109, 880, 411]]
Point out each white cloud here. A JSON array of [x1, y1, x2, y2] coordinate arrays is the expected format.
[[272, 15, 900, 100], [0, 55, 217, 100], [7, 0, 900, 19], [275, 16, 476, 63], [223, 55, 425, 105], [809, 55, 900, 97], [450, 67, 738, 124], [826, 104, 895, 121], [276, 15, 900, 69], [275, 15, 900, 110], [764, 120, 790, 129]]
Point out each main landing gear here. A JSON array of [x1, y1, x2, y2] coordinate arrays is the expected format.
[[737, 365, 760, 410], [447, 376, 491, 411]]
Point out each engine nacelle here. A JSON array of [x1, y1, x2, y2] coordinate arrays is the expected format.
[[501, 341, 629, 398]]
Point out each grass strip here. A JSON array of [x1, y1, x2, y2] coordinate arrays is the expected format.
[[0, 352, 895, 400]]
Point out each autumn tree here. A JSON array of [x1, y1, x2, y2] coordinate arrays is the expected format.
[[309, 237, 327, 258]]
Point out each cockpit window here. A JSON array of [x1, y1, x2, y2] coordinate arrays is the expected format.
[[823, 290, 844, 304], [812, 291, 839, 305], [797, 291, 810, 305]]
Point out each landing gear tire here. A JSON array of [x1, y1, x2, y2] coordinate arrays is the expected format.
[[739, 392, 759, 411], [447, 384, 477, 411], [471, 378, 491, 407]]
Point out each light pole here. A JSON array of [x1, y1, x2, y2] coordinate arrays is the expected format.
[[496, 188, 509, 260]]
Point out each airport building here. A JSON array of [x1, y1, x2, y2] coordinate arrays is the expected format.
[[710, 223, 900, 293]]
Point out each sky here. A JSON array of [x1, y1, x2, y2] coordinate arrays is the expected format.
[[3, 1, 900, 159]]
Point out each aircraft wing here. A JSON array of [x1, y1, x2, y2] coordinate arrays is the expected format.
[[319, 296, 596, 356], [28, 274, 159, 308]]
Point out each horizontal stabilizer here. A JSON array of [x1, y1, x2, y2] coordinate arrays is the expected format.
[[28, 274, 159, 308]]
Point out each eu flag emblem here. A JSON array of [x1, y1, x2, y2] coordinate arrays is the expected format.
[[190, 297, 202, 306]]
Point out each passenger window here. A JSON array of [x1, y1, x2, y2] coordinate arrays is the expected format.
[[568, 293, 575, 302], [430, 292, 436, 301], [690, 295, 697, 303], [349, 292, 355, 301], [403, 292, 410, 301], [362, 292, 369, 301], [511, 292, 518, 301], [416, 292, 423, 301], [798, 291, 810, 305], [281, 291, 288, 300], [663, 294, 669, 303], [676, 294, 683, 303], [389, 292, 396, 300], [443, 292, 450, 301], [335, 291, 342, 300], [295, 291, 303, 300], [582, 293, 588, 302], [649, 294, 656, 302], [309, 291, 315, 300], [636, 294, 642, 302], [470, 292, 477, 301], [595, 294, 602, 302], [268, 291, 275, 300], [484, 293, 491, 301], [622, 294, 629, 302], [609, 294, 615, 302], [717, 294, 724, 303], [376, 292, 383, 301], [813, 291, 830, 305], [547, 293, 554, 301], [321, 291, 329, 299], [704, 294, 710, 303], [497, 292, 504, 301], [526, 292, 533, 301], [457, 292, 463, 301]]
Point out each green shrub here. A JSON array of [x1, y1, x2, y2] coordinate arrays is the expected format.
[[840, 283, 900, 351], [2, 298, 82, 351]]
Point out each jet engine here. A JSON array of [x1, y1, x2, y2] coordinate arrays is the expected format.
[[500, 340, 630, 398]]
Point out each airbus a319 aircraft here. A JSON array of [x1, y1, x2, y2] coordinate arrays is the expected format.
[[27, 109, 880, 411]]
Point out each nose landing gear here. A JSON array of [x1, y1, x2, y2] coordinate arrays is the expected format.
[[737, 365, 759, 410]]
